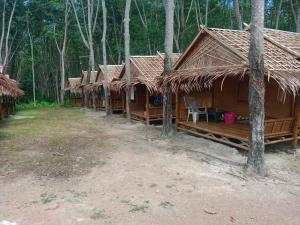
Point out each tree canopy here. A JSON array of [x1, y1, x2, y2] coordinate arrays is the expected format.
[[0, 0, 299, 103]]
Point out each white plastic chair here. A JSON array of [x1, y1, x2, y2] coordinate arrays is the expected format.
[[184, 96, 208, 124]]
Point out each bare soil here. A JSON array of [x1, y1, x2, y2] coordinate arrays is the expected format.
[[0, 108, 299, 225]]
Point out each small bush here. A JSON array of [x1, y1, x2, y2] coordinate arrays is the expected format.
[[16, 101, 61, 111]]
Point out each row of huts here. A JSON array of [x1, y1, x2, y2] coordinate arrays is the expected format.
[[65, 27, 300, 151], [0, 66, 24, 120]]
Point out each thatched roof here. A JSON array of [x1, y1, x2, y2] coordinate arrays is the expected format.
[[161, 27, 300, 95], [64, 77, 82, 94], [111, 53, 181, 93], [80, 70, 98, 86], [0, 74, 24, 97], [85, 65, 124, 94], [80, 70, 98, 94]]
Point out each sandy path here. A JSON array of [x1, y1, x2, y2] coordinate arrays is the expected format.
[[0, 108, 299, 225]]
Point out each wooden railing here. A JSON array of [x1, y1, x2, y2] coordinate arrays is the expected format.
[[264, 117, 295, 138]]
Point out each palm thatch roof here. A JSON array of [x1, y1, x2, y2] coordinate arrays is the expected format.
[[64, 77, 82, 94], [80, 70, 98, 94], [85, 65, 124, 94], [161, 27, 300, 96], [111, 53, 181, 93], [0, 74, 24, 97]]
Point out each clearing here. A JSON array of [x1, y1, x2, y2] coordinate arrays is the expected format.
[[0, 108, 300, 225]]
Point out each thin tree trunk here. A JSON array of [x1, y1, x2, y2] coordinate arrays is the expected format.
[[124, 0, 132, 122], [2, 0, 16, 67], [102, 0, 110, 115], [233, 0, 243, 30], [247, 0, 265, 175], [28, 24, 36, 106], [71, 0, 97, 108], [0, 0, 6, 65], [205, 0, 209, 26], [297, 5, 300, 32], [60, 3, 70, 105], [275, 0, 283, 29], [162, 0, 175, 137], [290, 0, 300, 32]]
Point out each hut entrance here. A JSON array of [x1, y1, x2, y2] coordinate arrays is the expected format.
[[130, 84, 173, 125]]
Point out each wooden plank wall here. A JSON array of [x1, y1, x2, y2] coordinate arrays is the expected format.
[[177, 76, 293, 121], [131, 85, 146, 111]]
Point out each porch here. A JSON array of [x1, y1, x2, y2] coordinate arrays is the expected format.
[[131, 107, 171, 124], [176, 117, 298, 150]]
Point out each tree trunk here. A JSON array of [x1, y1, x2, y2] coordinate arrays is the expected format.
[[297, 5, 300, 32], [124, 0, 132, 122], [275, 0, 283, 29], [60, 1, 70, 105], [27, 21, 36, 106], [205, 0, 209, 26], [102, 0, 110, 115], [0, 0, 6, 65], [247, 0, 266, 175], [3, 0, 16, 67], [162, 0, 175, 137], [233, 0, 243, 30]]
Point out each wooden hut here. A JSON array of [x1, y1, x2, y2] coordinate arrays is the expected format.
[[161, 27, 300, 150], [80, 70, 98, 108], [87, 64, 125, 111], [65, 78, 83, 106], [0, 69, 24, 120], [113, 54, 180, 124]]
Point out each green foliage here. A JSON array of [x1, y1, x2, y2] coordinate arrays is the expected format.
[[2, 0, 299, 104], [16, 101, 61, 111]]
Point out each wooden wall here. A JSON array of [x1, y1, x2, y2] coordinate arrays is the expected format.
[[177, 76, 293, 121], [177, 90, 213, 121], [131, 84, 146, 111]]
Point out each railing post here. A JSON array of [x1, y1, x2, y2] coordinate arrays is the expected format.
[[292, 117, 299, 150]]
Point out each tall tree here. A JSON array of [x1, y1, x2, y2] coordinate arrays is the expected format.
[[71, 0, 99, 107], [102, 0, 109, 115], [233, 0, 243, 30], [124, 0, 132, 122], [0, 0, 17, 69], [162, 0, 175, 137], [275, 0, 283, 29], [27, 17, 36, 106], [291, 0, 300, 32], [247, 0, 265, 175], [54, 0, 71, 105]]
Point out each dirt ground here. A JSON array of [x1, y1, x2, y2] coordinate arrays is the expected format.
[[0, 108, 300, 225]]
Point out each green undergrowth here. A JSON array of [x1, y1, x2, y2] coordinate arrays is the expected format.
[[16, 101, 61, 111]]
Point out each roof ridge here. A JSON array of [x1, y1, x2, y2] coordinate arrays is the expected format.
[[264, 28, 300, 35]]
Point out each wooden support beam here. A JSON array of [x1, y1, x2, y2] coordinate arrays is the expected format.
[[146, 89, 150, 125], [176, 91, 179, 131], [293, 117, 299, 150]]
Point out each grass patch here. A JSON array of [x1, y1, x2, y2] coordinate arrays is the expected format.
[[90, 209, 106, 220], [16, 101, 61, 111], [159, 201, 174, 208], [40, 192, 57, 204], [129, 201, 150, 213]]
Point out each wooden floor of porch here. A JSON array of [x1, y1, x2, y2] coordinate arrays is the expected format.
[[177, 118, 298, 150], [177, 120, 250, 150]]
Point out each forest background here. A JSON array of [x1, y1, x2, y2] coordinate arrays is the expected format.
[[1, 0, 298, 103]]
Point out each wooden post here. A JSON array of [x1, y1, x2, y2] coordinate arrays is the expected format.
[[293, 117, 299, 150], [110, 91, 113, 113], [0, 101, 3, 120], [146, 89, 150, 125], [175, 91, 179, 131]]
